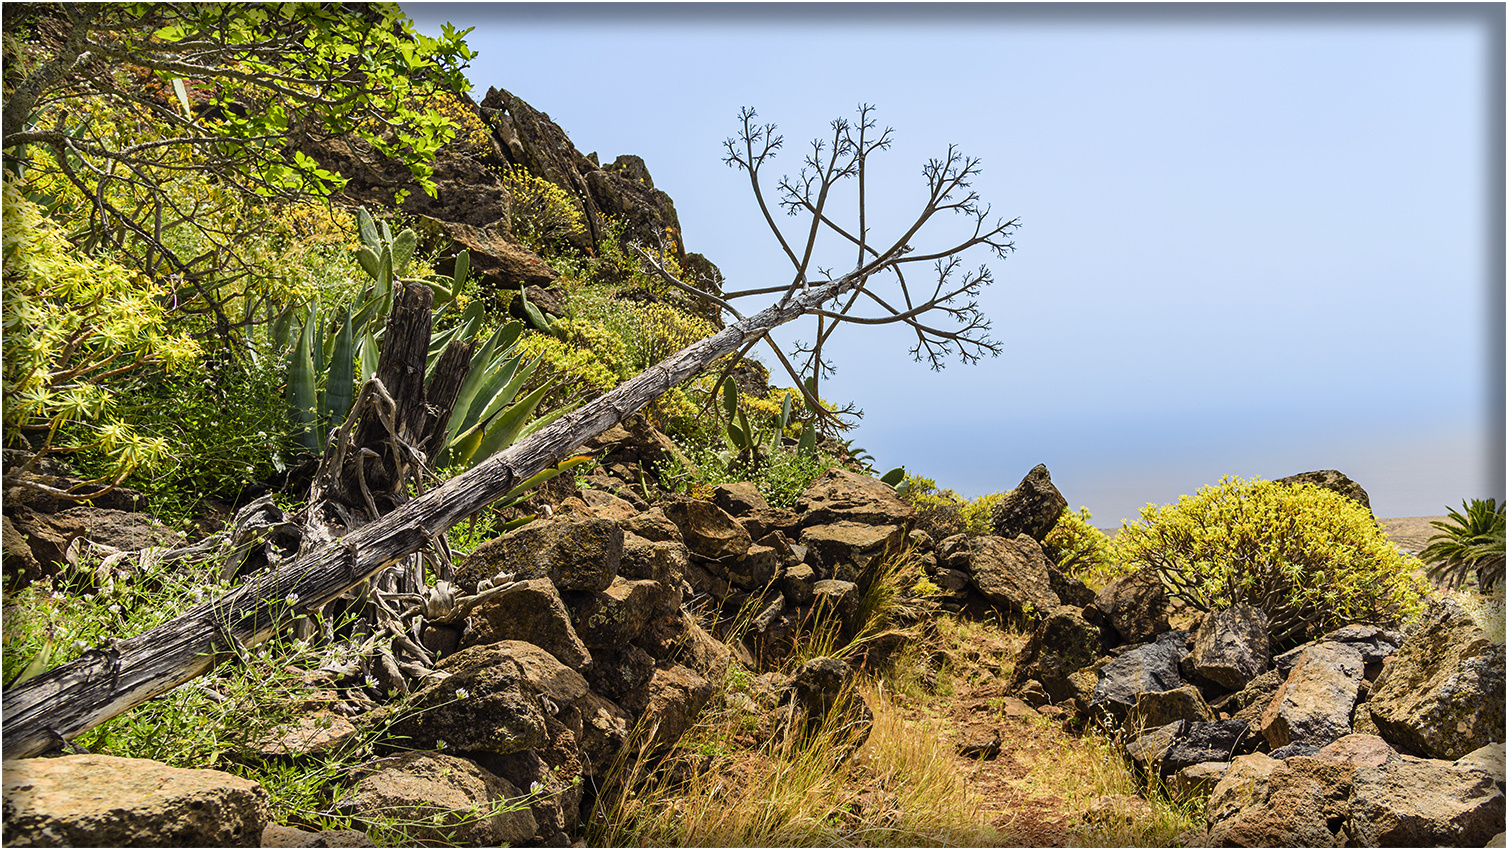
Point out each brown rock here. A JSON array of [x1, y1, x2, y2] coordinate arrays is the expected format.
[[1275, 469, 1373, 513], [1181, 603, 1271, 690], [660, 499, 752, 562], [386, 646, 548, 756], [2, 754, 268, 847], [794, 468, 915, 528], [988, 463, 1068, 542], [1366, 596, 1506, 760], [619, 664, 714, 750], [799, 522, 904, 585], [460, 578, 592, 670], [562, 578, 670, 649], [713, 482, 769, 515], [336, 752, 536, 847], [1260, 641, 1365, 750], [945, 533, 1060, 618], [1092, 566, 1170, 646], [456, 517, 622, 593], [1205, 753, 1353, 846], [1348, 753, 1505, 846]]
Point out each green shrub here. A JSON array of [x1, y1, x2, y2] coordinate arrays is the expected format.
[[1043, 507, 1123, 590], [1113, 476, 1429, 648], [899, 476, 1008, 540]]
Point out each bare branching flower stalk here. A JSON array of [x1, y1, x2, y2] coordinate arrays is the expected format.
[[638, 105, 1018, 434]]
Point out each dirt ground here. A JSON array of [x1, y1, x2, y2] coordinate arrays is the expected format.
[[1378, 515, 1448, 555]]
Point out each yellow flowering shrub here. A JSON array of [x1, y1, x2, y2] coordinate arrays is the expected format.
[[1113, 476, 1429, 647], [2, 180, 200, 488], [498, 166, 585, 252]]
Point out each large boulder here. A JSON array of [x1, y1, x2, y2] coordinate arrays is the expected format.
[[2, 754, 269, 847], [561, 578, 669, 649], [1366, 596, 1506, 760], [456, 518, 622, 593], [418, 217, 557, 289], [660, 499, 751, 562], [988, 463, 1068, 542], [1275, 469, 1372, 513], [1166, 719, 1261, 770], [385, 645, 549, 756], [336, 752, 536, 847], [1180, 603, 1271, 690], [5, 505, 179, 584], [460, 578, 592, 669], [1347, 753, 1506, 846], [793, 468, 914, 528], [1205, 754, 1355, 846], [940, 533, 1059, 617], [1091, 566, 1169, 645], [779, 656, 873, 754], [799, 522, 905, 586], [618, 663, 714, 750], [1126, 685, 1215, 734], [1010, 605, 1104, 705], [1088, 630, 1188, 722], [1260, 641, 1365, 750], [713, 482, 769, 515]]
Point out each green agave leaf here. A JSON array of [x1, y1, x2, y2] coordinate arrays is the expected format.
[[470, 381, 556, 464], [323, 308, 355, 436], [357, 330, 380, 384], [287, 304, 320, 452], [444, 420, 487, 468], [495, 514, 537, 534], [502, 454, 595, 501], [517, 404, 571, 440], [726, 421, 746, 451], [452, 249, 470, 292], [11, 635, 53, 686], [270, 305, 296, 350], [446, 324, 519, 438], [470, 358, 538, 427]]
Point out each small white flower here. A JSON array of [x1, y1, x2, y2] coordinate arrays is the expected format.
[[436, 738, 447, 750], [284, 593, 299, 606], [529, 781, 543, 796], [454, 687, 470, 700], [73, 640, 87, 650], [107, 604, 121, 615], [364, 675, 377, 689]]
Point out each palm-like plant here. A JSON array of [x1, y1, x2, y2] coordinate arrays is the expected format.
[[1420, 498, 1506, 592]]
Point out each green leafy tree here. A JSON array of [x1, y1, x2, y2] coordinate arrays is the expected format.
[[1421, 498, 1506, 593], [2, 2, 475, 335]]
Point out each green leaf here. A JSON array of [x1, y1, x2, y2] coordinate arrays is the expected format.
[[452, 249, 470, 292], [323, 308, 355, 435], [287, 304, 320, 452], [11, 635, 53, 686], [169, 78, 193, 118], [356, 245, 381, 280], [357, 330, 379, 383], [798, 422, 817, 458], [470, 380, 556, 463], [391, 228, 417, 275], [721, 376, 738, 419], [357, 207, 379, 249], [880, 466, 906, 488], [726, 422, 747, 451]]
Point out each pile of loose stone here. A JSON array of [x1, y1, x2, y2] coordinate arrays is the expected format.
[[4, 438, 1504, 847]]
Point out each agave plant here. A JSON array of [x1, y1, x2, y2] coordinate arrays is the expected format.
[[280, 209, 568, 469], [1421, 498, 1506, 593]]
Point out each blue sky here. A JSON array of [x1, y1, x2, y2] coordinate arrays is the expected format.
[[405, 3, 1504, 524]]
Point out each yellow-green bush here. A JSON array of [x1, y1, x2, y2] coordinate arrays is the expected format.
[[1113, 476, 1429, 647], [2, 180, 199, 489], [900, 476, 1009, 540], [498, 166, 585, 253], [1043, 507, 1124, 590]]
